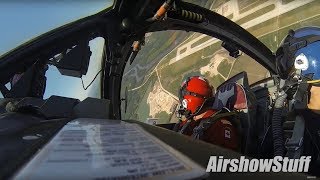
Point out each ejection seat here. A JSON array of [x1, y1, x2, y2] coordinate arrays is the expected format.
[[212, 71, 258, 155]]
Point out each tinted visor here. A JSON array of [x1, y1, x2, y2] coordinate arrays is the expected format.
[[295, 41, 320, 79]]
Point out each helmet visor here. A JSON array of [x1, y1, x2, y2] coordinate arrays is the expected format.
[[295, 41, 320, 80]]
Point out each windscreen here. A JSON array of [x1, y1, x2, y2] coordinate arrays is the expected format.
[[184, 0, 320, 52], [0, 0, 113, 57], [121, 0, 320, 124]]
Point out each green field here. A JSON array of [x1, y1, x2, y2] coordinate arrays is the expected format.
[[248, 0, 320, 51], [218, 59, 233, 78], [191, 35, 213, 48], [236, 4, 275, 25], [121, 73, 157, 119], [238, 0, 269, 14], [155, 111, 173, 124], [159, 49, 212, 94], [135, 80, 153, 121]]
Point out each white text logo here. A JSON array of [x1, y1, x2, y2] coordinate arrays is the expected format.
[[206, 156, 311, 173]]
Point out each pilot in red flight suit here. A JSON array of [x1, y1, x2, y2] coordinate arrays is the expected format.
[[175, 76, 239, 151]]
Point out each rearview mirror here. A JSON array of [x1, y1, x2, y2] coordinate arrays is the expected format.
[[55, 42, 91, 78]]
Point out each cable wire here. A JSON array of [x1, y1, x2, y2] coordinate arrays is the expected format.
[[81, 69, 103, 90]]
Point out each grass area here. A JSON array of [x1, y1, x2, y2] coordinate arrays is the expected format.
[[207, 74, 225, 88], [161, 51, 208, 77], [282, 0, 296, 4], [167, 77, 181, 97], [159, 37, 223, 95], [165, 70, 204, 95], [156, 32, 199, 68], [134, 30, 195, 77], [204, 0, 214, 9], [182, 71, 203, 80], [238, 0, 269, 14], [135, 80, 153, 121], [191, 35, 213, 48], [210, 0, 227, 10], [258, 15, 320, 52], [179, 47, 187, 54], [217, 59, 232, 78], [155, 111, 171, 124], [226, 14, 234, 20], [158, 34, 219, 70], [236, 4, 275, 25], [124, 33, 171, 77], [123, 73, 157, 120], [247, 0, 320, 51], [160, 49, 210, 87], [125, 30, 189, 80], [134, 31, 176, 65], [229, 54, 268, 84], [179, 32, 201, 46], [158, 56, 171, 68], [202, 42, 222, 57]]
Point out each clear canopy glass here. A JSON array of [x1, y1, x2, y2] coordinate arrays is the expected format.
[[184, 0, 320, 52], [121, 0, 320, 123], [0, 1, 113, 56]]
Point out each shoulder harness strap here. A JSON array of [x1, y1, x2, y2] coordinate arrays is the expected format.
[[285, 115, 305, 158], [192, 110, 238, 140], [285, 76, 310, 158]]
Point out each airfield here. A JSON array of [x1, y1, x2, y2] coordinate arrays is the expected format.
[[121, 0, 320, 123]]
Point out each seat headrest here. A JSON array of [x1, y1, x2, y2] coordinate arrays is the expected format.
[[213, 82, 248, 110]]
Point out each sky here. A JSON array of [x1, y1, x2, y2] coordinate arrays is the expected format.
[[0, 1, 113, 100], [44, 37, 105, 100]]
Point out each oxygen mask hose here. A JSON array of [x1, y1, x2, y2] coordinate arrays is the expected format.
[[272, 90, 288, 157]]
